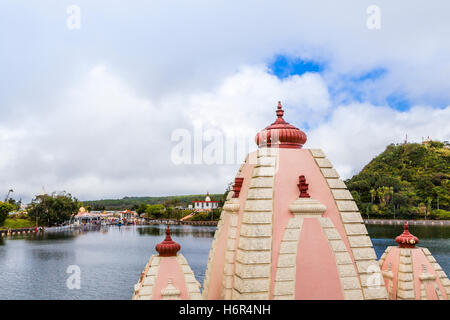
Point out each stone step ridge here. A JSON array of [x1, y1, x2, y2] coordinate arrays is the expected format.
[[421, 248, 450, 298], [203, 158, 247, 299], [133, 255, 160, 300], [378, 246, 392, 268], [232, 149, 277, 299], [379, 247, 395, 299], [382, 264, 395, 300], [221, 199, 241, 300], [422, 272, 446, 300], [419, 265, 437, 300], [177, 254, 202, 300], [310, 148, 387, 300], [272, 216, 303, 300], [132, 258, 152, 299], [202, 188, 235, 299], [318, 216, 364, 300], [396, 249, 415, 300]]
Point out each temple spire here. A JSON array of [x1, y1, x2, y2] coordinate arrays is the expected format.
[[275, 101, 285, 121]]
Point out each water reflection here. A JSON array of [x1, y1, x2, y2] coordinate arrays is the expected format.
[[32, 248, 71, 260], [366, 224, 450, 239], [137, 225, 216, 238]]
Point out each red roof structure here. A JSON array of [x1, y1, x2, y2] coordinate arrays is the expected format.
[[255, 101, 307, 149], [395, 222, 419, 248], [155, 225, 181, 257]]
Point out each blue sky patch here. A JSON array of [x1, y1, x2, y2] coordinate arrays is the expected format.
[[386, 93, 412, 111], [268, 57, 420, 112], [268, 55, 324, 79], [350, 67, 387, 82]]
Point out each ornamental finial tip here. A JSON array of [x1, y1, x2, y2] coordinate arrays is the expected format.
[[155, 224, 180, 256], [276, 101, 284, 119], [395, 221, 419, 248]]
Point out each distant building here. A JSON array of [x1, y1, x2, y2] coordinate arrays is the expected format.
[[422, 136, 432, 144], [120, 209, 136, 219], [191, 193, 219, 211]]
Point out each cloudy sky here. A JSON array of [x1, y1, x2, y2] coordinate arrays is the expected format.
[[1, 1, 450, 202]]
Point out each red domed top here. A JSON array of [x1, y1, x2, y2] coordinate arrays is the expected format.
[[255, 101, 307, 149], [155, 225, 181, 256], [395, 222, 419, 248]]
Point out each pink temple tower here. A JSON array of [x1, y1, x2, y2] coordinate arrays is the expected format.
[[201, 101, 388, 300], [379, 222, 449, 300], [133, 101, 449, 300], [133, 225, 202, 300]]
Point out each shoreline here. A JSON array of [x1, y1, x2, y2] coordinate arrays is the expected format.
[[364, 219, 450, 226]]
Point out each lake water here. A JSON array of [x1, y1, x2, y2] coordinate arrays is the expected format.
[[0, 224, 448, 300]]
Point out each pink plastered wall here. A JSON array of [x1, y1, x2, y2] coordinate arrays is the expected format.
[[411, 248, 448, 300], [151, 256, 189, 300], [380, 247, 400, 300], [270, 148, 354, 298], [295, 217, 344, 299]]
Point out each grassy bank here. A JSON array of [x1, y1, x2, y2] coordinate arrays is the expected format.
[[0, 218, 35, 229]]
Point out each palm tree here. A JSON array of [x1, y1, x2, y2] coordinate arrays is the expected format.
[[4, 189, 13, 201], [370, 189, 376, 204]]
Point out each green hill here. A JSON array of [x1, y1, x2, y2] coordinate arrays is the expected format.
[[82, 194, 224, 211], [346, 140, 450, 220]]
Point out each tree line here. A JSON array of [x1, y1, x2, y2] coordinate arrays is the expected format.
[[346, 140, 450, 220]]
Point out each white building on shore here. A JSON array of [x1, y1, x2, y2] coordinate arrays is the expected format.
[[189, 193, 219, 211]]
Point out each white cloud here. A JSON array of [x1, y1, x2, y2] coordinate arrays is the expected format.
[[308, 103, 450, 179], [2, 1, 450, 201], [3, 1, 450, 107], [0, 64, 332, 201], [1, 63, 448, 202]]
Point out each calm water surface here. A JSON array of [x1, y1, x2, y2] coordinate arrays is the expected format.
[[0, 224, 448, 299]]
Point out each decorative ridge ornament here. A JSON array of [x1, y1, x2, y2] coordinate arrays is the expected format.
[[288, 198, 326, 215], [160, 279, 181, 299], [298, 175, 310, 198], [232, 177, 244, 198], [395, 222, 419, 248], [223, 198, 240, 213], [155, 225, 181, 256], [255, 101, 307, 149]]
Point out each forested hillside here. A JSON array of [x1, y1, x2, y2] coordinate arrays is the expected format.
[[83, 194, 224, 211], [346, 140, 450, 220]]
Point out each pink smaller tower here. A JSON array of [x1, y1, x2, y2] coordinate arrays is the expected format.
[[132, 225, 202, 300], [379, 222, 450, 300]]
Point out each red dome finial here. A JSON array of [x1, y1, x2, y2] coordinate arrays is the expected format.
[[395, 221, 419, 248], [155, 225, 181, 256], [276, 101, 284, 119], [255, 101, 307, 149]]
